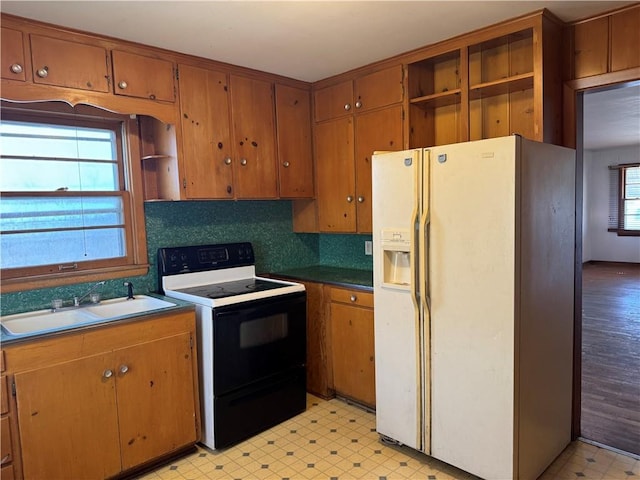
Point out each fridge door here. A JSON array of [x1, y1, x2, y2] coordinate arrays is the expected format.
[[428, 137, 517, 479], [372, 149, 424, 450]]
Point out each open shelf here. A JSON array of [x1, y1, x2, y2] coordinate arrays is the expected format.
[[469, 73, 534, 100], [410, 89, 462, 108]]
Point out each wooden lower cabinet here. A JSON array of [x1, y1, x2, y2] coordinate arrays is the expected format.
[[3, 309, 199, 480], [301, 281, 332, 399], [329, 287, 375, 408]]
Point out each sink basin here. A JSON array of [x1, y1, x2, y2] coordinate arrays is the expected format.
[[1, 308, 101, 335], [1, 295, 177, 336], [84, 295, 176, 318]]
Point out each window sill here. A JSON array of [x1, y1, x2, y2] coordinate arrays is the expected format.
[[0, 264, 150, 293], [607, 228, 640, 237]]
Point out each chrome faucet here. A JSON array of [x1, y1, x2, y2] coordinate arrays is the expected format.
[[73, 281, 105, 307]]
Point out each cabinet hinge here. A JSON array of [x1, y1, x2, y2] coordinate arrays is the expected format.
[[11, 381, 16, 397], [190, 335, 194, 349], [175, 66, 179, 80], [402, 108, 405, 121], [182, 178, 187, 189]]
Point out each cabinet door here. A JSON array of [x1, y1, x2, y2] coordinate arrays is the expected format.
[[330, 302, 375, 407], [314, 80, 353, 122], [354, 105, 404, 233], [179, 64, 234, 199], [115, 332, 197, 470], [112, 50, 175, 102], [14, 354, 121, 480], [275, 84, 314, 198], [302, 281, 332, 398], [610, 7, 640, 72], [354, 65, 404, 113], [1, 28, 26, 82], [315, 117, 356, 232], [30, 34, 110, 92], [230, 75, 278, 198], [573, 17, 609, 79]]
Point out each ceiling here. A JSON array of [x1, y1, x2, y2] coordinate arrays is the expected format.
[[1, 1, 638, 150]]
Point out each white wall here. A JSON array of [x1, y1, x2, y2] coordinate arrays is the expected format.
[[582, 145, 640, 263]]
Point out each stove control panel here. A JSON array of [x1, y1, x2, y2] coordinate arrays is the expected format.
[[158, 242, 255, 277]]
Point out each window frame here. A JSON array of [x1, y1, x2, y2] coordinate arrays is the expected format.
[[608, 162, 640, 237], [0, 103, 149, 292]]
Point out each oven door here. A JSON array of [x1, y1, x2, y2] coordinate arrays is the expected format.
[[213, 291, 306, 395]]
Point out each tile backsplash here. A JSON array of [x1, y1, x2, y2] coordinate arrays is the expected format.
[[0, 200, 372, 316]]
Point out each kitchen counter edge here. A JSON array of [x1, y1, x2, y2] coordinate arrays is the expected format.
[[267, 265, 373, 292]]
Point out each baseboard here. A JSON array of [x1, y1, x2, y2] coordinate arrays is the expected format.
[[578, 437, 640, 460]]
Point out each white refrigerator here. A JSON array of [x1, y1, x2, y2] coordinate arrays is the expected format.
[[372, 135, 575, 480]]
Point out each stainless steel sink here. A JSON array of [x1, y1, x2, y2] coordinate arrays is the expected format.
[[1, 295, 177, 336]]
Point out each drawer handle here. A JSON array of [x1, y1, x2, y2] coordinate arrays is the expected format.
[[118, 80, 128, 89], [36, 67, 48, 78], [350, 295, 357, 302], [10, 63, 23, 74], [103, 369, 114, 379]]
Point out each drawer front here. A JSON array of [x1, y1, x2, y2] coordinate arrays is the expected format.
[[330, 288, 373, 308]]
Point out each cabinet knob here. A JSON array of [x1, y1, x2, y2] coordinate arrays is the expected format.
[[118, 80, 128, 89], [357, 196, 365, 203], [1, 454, 10, 465], [350, 295, 357, 302], [103, 369, 114, 379], [119, 365, 129, 375], [36, 67, 48, 78], [346, 195, 354, 203], [10, 63, 23, 74], [355, 100, 362, 109], [224, 157, 232, 165], [240, 158, 247, 166], [283, 161, 290, 168], [344, 103, 351, 111]]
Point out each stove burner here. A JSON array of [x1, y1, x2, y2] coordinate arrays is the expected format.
[[176, 278, 290, 300]]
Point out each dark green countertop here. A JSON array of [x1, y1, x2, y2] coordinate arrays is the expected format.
[[269, 265, 373, 291]]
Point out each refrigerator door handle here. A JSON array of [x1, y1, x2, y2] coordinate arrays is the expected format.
[[419, 211, 430, 311]]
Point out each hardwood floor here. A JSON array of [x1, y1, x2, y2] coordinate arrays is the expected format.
[[581, 262, 640, 456]]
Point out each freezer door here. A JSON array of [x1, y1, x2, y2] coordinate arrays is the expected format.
[[428, 137, 517, 479], [372, 149, 424, 450]]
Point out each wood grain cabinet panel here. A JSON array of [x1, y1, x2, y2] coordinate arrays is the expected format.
[[229, 74, 278, 199], [178, 64, 234, 199], [112, 50, 175, 102], [275, 84, 314, 198], [1, 28, 26, 82], [314, 80, 353, 122], [354, 65, 404, 113], [330, 288, 375, 408], [30, 34, 110, 92], [610, 7, 640, 72], [573, 17, 609, 78]]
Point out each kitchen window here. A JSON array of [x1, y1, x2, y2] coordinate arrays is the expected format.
[[608, 163, 640, 236], [0, 105, 148, 292]]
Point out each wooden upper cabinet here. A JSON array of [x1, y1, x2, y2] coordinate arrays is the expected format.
[[112, 50, 175, 102], [29, 34, 110, 92], [354, 65, 404, 113], [229, 74, 278, 199], [314, 80, 353, 122], [1, 27, 26, 81], [354, 105, 403, 233], [275, 84, 314, 198], [573, 17, 609, 78], [610, 7, 640, 72], [315, 117, 356, 232], [179, 64, 233, 199], [314, 65, 404, 122]]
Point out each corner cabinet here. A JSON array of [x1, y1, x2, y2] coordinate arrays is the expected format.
[[313, 65, 404, 233], [408, 10, 563, 147], [2, 309, 200, 480]]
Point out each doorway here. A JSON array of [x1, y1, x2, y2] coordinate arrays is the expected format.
[[579, 83, 640, 456]]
